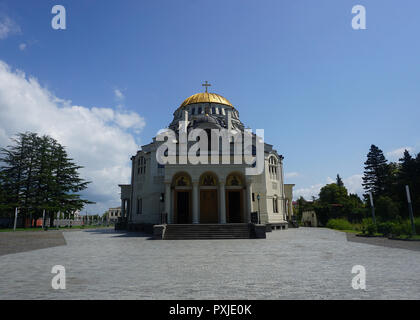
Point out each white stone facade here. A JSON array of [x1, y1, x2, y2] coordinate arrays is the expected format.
[[106, 207, 121, 222], [119, 92, 293, 227]]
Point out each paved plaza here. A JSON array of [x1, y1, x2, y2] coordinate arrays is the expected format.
[[1, 227, 420, 299]]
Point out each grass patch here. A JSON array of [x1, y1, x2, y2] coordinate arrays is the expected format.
[[326, 218, 354, 231], [326, 217, 420, 238], [391, 234, 420, 240]]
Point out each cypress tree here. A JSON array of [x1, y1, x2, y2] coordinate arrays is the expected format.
[[336, 174, 344, 187], [398, 150, 419, 216], [362, 145, 389, 197]]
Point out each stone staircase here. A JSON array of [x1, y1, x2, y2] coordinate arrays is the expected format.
[[163, 223, 252, 240]]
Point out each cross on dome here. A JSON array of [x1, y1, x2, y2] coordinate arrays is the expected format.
[[202, 81, 211, 93]]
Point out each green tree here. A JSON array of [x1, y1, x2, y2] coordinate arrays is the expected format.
[[375, 196, 400, 221], [314, 184, 367, 225], [396, 150, 420, 217], [362, 145, 390, 198], [319, 183, 348, 204], [336, 174, 344, 187], [0, 171, 11, 217], [0, 132, 92, 227], [344, 193, 366, 222]]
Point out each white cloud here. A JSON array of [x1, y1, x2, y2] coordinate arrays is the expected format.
[[0, 16, 21, 40], [114, 88, 124, 101], [343, 174, 363, 195], [285, 172, 300, 179], [386, 147, 414, 161], [18, 43, 26, 51], [293, 174, 363, 200], [0, 60, 146, 214], [116, 112, 145, 131], [294, 183, 324, 201]]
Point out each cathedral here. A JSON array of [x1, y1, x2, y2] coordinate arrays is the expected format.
[[119, 84, 294, 237]]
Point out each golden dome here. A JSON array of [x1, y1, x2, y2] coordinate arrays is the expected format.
[[178, 92, 234, 109]]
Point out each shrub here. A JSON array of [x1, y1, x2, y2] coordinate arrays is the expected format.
[[391, 223, 403, 236], [377, 222, 395, 237], [366, 223, 377, 236], [326, 218, 353, 231], [375, 196, 400, 220], [414, 217, 420, 235], [391, 220, 413, 237], [361, 218, 377, 236]]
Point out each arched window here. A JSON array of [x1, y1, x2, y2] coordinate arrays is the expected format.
[[138, 156, 146, 175], [269, 156, 278, 180], [175, 174, 191, 187], [226, 173, 243, 186], [273, 196, 278, 213], [200, 173, 217, 186]]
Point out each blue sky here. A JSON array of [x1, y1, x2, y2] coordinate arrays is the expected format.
[[0, 0, 419, 213]]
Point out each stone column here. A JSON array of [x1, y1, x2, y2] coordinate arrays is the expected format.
[[246, 181, 253, 223], [165, 182, 172, 224], [121, 199, 125, 217], [289, 199, 294, 219], [192, 181, 199, 224], [219, 182, 226, 224]]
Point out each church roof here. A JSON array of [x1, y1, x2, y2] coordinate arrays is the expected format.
[[178, 92, 234, 109]]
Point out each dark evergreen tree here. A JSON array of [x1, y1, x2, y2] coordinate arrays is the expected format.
[[336, 174, 344, 187], [0, 132, 92, 227], [397, 150, 419, 217], [398, 150, 416, 186], [362, 145, 390, 198]]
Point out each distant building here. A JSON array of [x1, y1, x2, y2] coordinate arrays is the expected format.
[[73, 210, 81, 220], [301, 210, 318, 227], [284, 184, 295, 220], [107, 207, 121, 222]]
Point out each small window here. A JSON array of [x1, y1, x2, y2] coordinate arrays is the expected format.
[[252, 193, 255, 202], [192, 108, 195, 115], [138, 156, 146, 175], [273, 198, 278, 213], [212, 107, 216, 114], [137, 198, 142, 215], [198, 107, 202, 114]]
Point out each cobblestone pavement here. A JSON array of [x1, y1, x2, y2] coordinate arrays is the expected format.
[[1, 227, 420, 299], [0, 231, 66, 256]]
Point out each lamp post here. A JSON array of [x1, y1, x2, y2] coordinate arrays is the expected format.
[[13, 207, 18, 231], [257, 194, 261, 225], [406, 185, 416, 235], [42, 209, 46, 230], [368, 192, 376, 224]]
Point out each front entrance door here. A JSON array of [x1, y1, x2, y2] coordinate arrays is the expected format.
[[227, 191, 242, 223], [176, 191, 190, 224], [200, 190, 218, 223]]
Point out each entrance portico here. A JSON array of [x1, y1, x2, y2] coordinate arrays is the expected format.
[[165, 169, 249, 224]]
